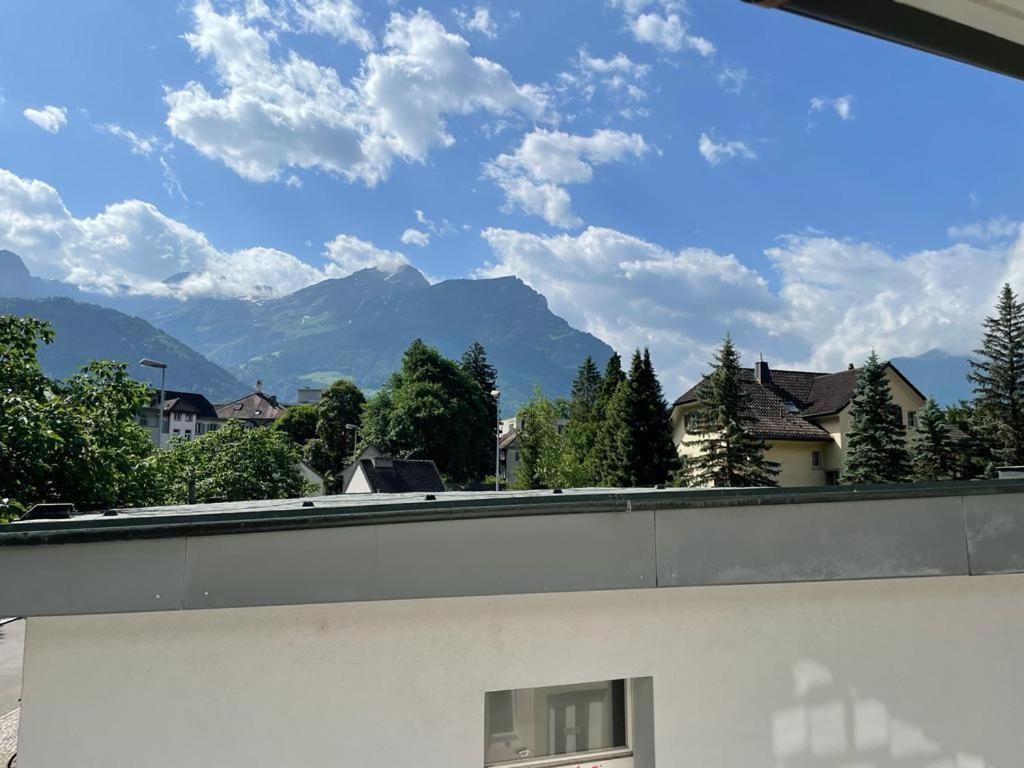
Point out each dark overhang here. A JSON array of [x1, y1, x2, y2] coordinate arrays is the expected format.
[[745, 0, 1024, 81]]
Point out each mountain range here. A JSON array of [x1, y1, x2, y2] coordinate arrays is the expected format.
[[0, 251, 613, 406], [0, 296, 248, 402], [1, 249, 981, 407]]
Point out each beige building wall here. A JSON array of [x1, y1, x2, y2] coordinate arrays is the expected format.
[[16, 574, 1024, 767], [766, 440, 830, 487]]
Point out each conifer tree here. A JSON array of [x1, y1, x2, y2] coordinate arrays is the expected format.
[[461, 341, 499, 434], [565, 356, 603, 485], [593, 352, 627, 483], [626, 348, 679, 486], [911, 397, 954, 481], [968, 283, 1024, 465], [686, 335, 778, 487], [843, 351, 911, 484]]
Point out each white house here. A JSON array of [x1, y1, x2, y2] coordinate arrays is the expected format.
[[138, 390, 222, 447]]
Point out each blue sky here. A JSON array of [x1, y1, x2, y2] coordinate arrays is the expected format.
[[2, 0, 1024, 389]]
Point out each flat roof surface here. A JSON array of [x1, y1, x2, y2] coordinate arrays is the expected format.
[[5, 480, 1024, 547], [5, 481, 1024, 618]]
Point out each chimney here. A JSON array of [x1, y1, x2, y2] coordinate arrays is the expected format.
[[848, 363, 855, 371], [754, 357, 770, 385], [255, 379, 263, 393]]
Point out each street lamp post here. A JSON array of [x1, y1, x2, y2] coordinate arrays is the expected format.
[[140, 358, 168, 448], [491, 390, 501, 491], [344, 423, 359, 462]]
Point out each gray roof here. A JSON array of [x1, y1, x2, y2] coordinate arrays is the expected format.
[[357, 458, 445, 494], [3, 480, 1024, 618]]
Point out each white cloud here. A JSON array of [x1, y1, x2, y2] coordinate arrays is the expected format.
[[159, 157, 189, 202], [165, 3, 547, 187], [323, 233, 409, 275], [698, 132, 756, 166], [103, 124, 162, 156], [810, 94, 855, 121], [478, 223, 1024, 393], [453, 6, 498, 39], [400, 228, 430, 247], [479, 226, 773, 388], [947, 216, 1019, 243], [609, 1, 714, 55], [718, 66, 748, 94], [23, 105, 67, 134], [0, 166, 418, 298], [485, 128, 649, 228], [563, 49, 651, 106], [290, 0, 375, 50]]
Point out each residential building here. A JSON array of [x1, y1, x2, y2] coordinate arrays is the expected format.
[[215, 380, 288, 427], [498, 429, 521, 487], [345, 453, 445, 494], [296, 388, 323, 405], [5, 482, 1024, 767], [671, 359, 927, 487], [138, 390, 221, 447]]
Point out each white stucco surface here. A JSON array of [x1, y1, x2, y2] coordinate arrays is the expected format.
[[17, 573, 1024, 767]]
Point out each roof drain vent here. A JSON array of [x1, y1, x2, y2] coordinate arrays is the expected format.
[[302, 500, 315, 508], [425, 494, 436, 501], [552, 488, 563, 494]]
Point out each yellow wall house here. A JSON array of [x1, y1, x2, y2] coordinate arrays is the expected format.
[[671, 360, 927, 487]]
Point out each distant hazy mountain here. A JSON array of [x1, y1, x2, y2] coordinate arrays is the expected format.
[[891, 349, 973, 406], [0, 296, 248, 402], [150, 265, 614, 406], [0, 251, 613, 406]]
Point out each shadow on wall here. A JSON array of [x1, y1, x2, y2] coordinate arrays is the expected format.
[[773, 660, 993, 768]]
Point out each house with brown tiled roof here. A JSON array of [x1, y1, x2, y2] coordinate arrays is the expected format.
[[671, 359, 928, 487], [215, 380, 288, 427]]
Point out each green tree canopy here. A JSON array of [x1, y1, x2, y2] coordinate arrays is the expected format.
[[685, 335, 779, 488], [154, 420, 311, 504], [360, 339, 492, 482], [273, 403, 319, 446], [512, 387, 575, 490], [304, 378, 365, 489], [0, 314, 158, 513], [843, 351, 911, 484], [911, 397, 954, 482], [564, 356, 603, 486], [969, 283, 1024, 465], [945, 400, 994, 479]]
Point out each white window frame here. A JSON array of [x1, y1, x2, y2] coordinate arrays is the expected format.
[[484, 678, 636, 768], [811, 450, 822, 469], [907, 410, 917, 428]]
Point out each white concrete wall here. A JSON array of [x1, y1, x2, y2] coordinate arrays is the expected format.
[[18, 573, 1024, 767]]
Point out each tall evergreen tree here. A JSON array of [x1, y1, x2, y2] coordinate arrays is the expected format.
[[945, 400, 995, 479], [565, 356, 603, 485], [627, 348, 680, 485], [593, 352, 627, 482], [911, 397, 954, 481], [460, 341, 499, 454], [686, 335, 779, 487], [843, 352, 911, 484], [461, 342, 498, 398], [969, 283, 1024, 465]]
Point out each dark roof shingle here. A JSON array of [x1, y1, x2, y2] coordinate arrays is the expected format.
[[358, 458, 445, 493]]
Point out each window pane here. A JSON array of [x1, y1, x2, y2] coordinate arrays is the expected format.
[[484, 679, 626, 765]]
